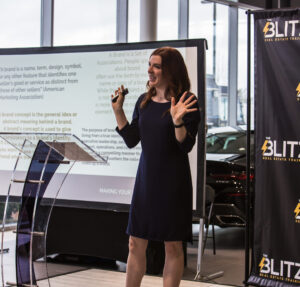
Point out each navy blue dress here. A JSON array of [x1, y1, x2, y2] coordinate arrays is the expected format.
[[117, 93, 200, 242]]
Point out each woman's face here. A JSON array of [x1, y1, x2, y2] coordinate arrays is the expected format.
[[148, 55, 166, 90]]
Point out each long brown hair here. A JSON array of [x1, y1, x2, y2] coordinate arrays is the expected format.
[[140, 47, 191, 109]]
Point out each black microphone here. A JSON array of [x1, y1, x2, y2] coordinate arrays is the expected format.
[[112, 88, 129, 103]]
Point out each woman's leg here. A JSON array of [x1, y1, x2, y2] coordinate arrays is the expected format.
[[126, 236, 148, 287], [163, 241, 184, 287]]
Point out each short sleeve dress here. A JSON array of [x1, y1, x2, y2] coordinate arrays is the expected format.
[[116, 93, 200, 242]]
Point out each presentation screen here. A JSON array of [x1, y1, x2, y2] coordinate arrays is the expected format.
[[0, 40, 206, 211]]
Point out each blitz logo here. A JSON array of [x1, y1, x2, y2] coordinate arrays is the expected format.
[[295, 202, 300, 220], [260, 255, 300, 280], [261, 138, 300, 158], [263, 20, 300, 38], [297, 83, 300, 101]]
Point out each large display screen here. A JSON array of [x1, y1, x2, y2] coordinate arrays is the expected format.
[[0, 40, 206, 211]]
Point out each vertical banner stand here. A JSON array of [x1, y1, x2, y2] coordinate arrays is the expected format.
[[194, 218, 204, 280], [194, 39, 224, 282], [244, 9, 252, 287], [246, 8, 300, 287], [194, 218, 224, 281]]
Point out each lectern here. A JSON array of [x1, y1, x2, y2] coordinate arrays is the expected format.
[[0, 133, 107, 287]]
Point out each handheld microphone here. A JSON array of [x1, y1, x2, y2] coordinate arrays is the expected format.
[[112, 88, 129, 103]]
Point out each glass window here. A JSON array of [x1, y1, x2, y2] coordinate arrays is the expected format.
[[237, 9, 254, 127], [189, 0, 213, 74], [215, 5, 228, 87], [0, 0, 40, 48], [215, 4, 229, 126], [157, 0, 178, 40], [237, 9, 247, 125], [189, 1, 229, 127], [54, 0, 116, 46], [207, 132, 246, 154], [128, 0, 140, 42]]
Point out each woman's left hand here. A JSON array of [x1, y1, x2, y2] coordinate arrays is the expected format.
[[170, 92, 198, 125]]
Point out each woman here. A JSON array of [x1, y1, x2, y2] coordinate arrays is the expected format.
[[111, 47, 200, 287]]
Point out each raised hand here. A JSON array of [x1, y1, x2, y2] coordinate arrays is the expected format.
[[111, 85, 126, 112], [170, 91, 198, 125]]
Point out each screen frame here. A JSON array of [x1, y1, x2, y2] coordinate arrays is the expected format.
[[0, 39, 207, 215]]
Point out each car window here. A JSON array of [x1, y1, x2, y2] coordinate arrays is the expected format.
[[206, 132, 246, 154]]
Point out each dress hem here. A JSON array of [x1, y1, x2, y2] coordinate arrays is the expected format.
[[126, 230, 192, 243]]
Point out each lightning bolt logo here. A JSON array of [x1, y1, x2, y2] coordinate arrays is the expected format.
[[296, 83, 300, 97], [294, 203, 300, 219], [259, 257, 266, 271], [263, 22, 270, 35], [261, 140, 268, 155]]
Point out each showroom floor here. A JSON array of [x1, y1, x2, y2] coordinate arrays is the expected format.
[[186, 225, 246, 286], [95, 225, 246, 286], [1, 226, 246, 286], [38, 269, 233, 287]]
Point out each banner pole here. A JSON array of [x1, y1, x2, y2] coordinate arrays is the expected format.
[[244, 9, 252, 287]]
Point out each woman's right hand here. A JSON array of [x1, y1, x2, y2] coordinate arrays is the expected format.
[[111, 85, 125, 113], [111, 85, 128, 130]]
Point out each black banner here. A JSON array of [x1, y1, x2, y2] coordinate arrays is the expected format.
[[248, 9, 300, 287]]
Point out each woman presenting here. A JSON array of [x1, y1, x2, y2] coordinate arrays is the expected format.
[[111, 46, 200, 287]]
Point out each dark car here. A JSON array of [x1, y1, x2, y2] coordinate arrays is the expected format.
[[205, 126, 254, 227]]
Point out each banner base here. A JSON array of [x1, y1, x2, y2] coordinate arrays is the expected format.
[[194, 270, 224, 281], [247, 275, 300, 287]]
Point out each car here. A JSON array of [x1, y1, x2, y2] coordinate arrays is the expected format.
[[205, 126, 254, 227]]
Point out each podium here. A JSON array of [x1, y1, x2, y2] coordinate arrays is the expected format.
[[0, 133, 107, 287]]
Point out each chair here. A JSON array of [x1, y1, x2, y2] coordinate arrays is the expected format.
[[203, 185, 216, 255]]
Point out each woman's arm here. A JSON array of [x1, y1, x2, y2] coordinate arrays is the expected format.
[[112, 86, 142, 148], [170, 92, 199, 143], [111, 86, 128, 130]]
